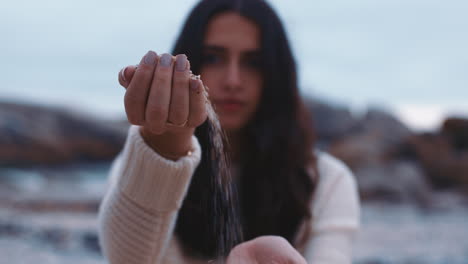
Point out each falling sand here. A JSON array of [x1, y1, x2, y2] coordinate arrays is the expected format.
[[199, 77, 244, 261]]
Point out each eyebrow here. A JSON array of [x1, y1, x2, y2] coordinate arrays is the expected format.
[[203, 45, 225, 52], [202, 45, 261, 56]]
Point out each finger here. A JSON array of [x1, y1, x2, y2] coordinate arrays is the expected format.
[[124, 51, 158, 125], [167, 54, 190, 126], [187, 76, 208, 127], [145, 53, 174, 134], [118, 65, 138, 88]]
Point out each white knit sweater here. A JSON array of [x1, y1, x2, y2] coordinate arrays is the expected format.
[[98, 125, 360, 264]]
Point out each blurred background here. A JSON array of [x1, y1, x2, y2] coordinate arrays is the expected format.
[[1, 0, 467, 263]]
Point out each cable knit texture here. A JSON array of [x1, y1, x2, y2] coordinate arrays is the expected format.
[[98, 125, 360, 264], [116, 125, 201, 212]]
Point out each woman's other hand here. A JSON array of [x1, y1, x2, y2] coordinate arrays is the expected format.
[[118, 51, 207, 160], [227, 236, 307, 264]]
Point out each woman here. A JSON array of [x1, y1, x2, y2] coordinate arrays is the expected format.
[[98, 0, 360, 263]]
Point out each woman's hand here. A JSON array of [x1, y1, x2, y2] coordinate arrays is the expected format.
[[118, 51, 208, 160], [227, 236, 307, 264]]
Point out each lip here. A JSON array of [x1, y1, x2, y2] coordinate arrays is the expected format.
[[213, 99, 245, 112]]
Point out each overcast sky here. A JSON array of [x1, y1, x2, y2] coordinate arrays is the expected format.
[[1, 0, 467, 130]]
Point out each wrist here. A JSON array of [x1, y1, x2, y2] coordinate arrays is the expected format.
[[139, 126, 194, 161]]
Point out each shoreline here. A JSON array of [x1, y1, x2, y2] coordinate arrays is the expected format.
[[2, 95, 468, 133]]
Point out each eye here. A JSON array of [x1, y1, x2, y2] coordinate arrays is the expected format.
[[243, 56, 261, 69], [202, 53, 222, 65]]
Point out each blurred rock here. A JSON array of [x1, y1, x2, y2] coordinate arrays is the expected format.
[[442, 117, 468, 151], [355, 161, 432, 206], [328, 108, 413, 170], [305, 98, 360, 145], [306, 98, 438, 202], [0, 101, 128, 166], [400, 117, 468, 192], [360, 109, 413, 147]]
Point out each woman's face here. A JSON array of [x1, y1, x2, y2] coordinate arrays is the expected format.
[[200, 12, 263, 133]]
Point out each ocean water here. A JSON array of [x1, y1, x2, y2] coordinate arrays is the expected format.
[[1, 165, 467, 263], [1, 0, 467, 131], [2, 202, 468, 264]]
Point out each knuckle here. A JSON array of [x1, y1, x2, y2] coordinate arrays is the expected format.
[[154, 73, 170, 85]]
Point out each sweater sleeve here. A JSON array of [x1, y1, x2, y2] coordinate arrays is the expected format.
[[303, 153, 361, 264], [97, 125, 202, 264]]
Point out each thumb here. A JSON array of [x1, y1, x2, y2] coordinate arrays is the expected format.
[[118, 65, 138, 89]]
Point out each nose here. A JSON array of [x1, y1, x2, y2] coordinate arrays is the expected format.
[[224, 59, 242, 91]]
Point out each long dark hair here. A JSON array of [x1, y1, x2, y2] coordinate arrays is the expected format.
[[172, 0, 318, 259]]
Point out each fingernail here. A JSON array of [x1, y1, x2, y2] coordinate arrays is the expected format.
[[120, 67, 128, 82], [160, 53, 172, 67], [175, 55, 187, 72], [143, 51, 157, 65]]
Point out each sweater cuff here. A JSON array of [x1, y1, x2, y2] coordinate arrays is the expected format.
[[117, 125, 202, 212]]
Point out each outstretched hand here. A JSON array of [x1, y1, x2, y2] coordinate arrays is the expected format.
[[118, 51, 208, 160]]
